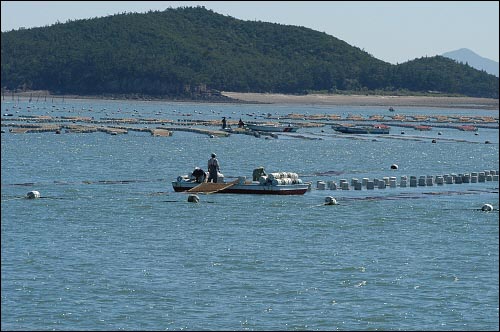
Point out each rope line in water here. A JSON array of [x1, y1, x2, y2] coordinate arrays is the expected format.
[[2, 178, 168, 187]]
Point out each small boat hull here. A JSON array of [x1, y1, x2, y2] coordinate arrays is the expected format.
[[246, 124, 299, 132], [457, 125, 478, 131], [332, 125, 389, 134], [172, 180, 308, 195]]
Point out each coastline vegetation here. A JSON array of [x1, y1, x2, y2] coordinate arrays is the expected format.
[[1, 6, 498, 100]]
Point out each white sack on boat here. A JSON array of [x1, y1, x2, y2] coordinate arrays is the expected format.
[[177, 175, 190, 182], [268, 172, 299, 180]]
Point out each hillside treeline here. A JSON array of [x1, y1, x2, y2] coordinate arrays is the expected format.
[[1, 6, 498, 99]]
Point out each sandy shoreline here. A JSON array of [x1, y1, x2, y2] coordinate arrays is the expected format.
[[4, 90, 499, 110], [222, 92, 499, 110]]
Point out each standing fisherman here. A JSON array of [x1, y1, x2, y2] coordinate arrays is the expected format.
[[207, 153, 220, 183]]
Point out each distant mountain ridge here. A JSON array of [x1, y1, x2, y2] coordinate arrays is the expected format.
[[442, 48, 499, 77], [1, 7, 498, 99]]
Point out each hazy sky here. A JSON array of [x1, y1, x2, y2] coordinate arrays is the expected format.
[[1, 1, 499, 64]]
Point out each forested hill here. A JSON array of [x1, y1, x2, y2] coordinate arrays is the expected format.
[[1, 6, 498, 99]]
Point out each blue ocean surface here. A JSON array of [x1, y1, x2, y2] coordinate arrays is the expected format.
[[1, 98, 499, 331]]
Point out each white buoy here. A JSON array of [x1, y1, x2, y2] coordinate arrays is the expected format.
[[26, 191, 40, 199], [481, 204, 493, 211], [187, 194, 200, 203], [324, 196, 338, 205], [327, 181, 337, 190], [409, 176, 417, 187], [317, 181, 326, 190], [339, 180, 349, 190], [478, 172, 486, 182]]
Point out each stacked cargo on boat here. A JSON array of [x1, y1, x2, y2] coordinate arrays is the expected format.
[[259, 172, 304, 185]]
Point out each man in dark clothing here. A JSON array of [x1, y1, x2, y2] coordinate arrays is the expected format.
[[192, 167, 206, 183], [222, 117, 227, 129], [207, 153, 220, 183], [252, 166, 266, 181]]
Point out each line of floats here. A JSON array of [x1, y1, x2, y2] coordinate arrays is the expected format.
[[312, 169, 499, 191], [1, 111, 498, 137]]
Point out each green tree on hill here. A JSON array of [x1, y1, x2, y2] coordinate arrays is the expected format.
[[1, 6, 498, 99]]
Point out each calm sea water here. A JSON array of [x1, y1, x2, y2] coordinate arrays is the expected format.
[[1, 98, 499, 331]]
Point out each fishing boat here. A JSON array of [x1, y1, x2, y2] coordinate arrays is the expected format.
[[457, 125, 478, 131], [246, 123, 299, 132], [414, 125, 432, 131], [172, 169, 309, 195], [332, 124, 390, 134]]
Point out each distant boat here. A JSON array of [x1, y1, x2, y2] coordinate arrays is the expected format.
[[457, 125, 478, 131], [414, 125, 432, 131], [172, 169, 308, 195], [246, 123, 299, 132], [332, 124, 390, 134], [389, 107, 395, 112], [173, 179, 309, 195]]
